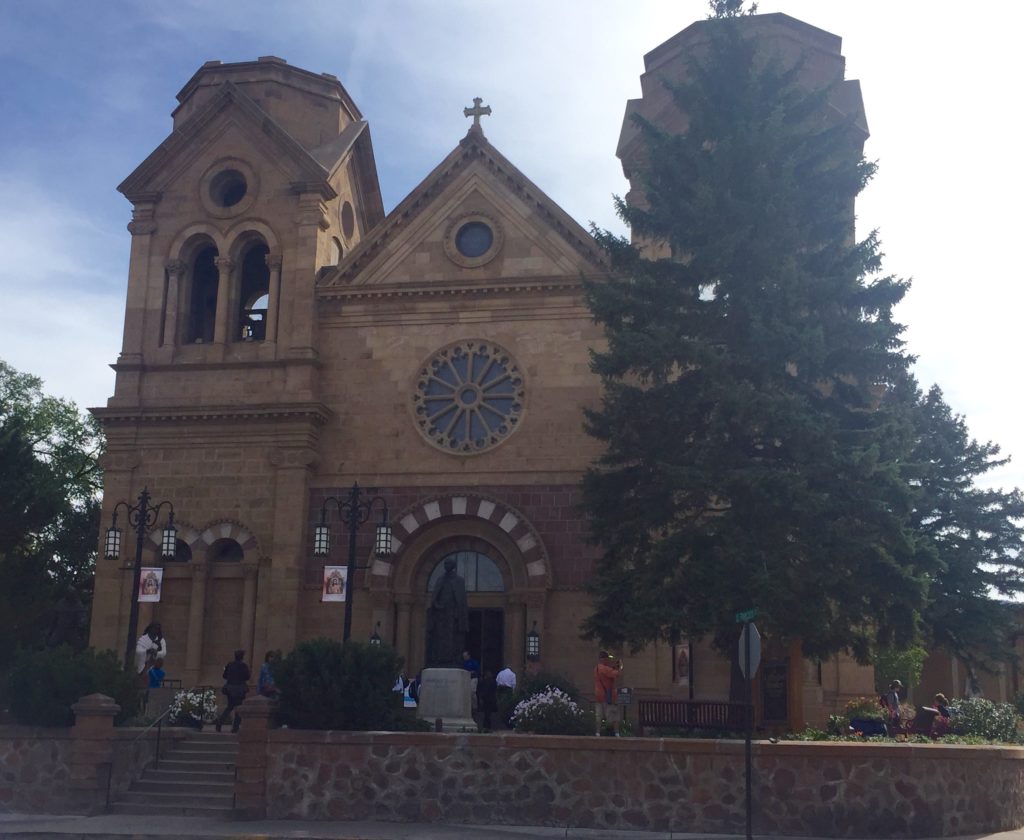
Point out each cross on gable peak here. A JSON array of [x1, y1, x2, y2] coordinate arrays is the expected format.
[[463, 97, 492, 133]]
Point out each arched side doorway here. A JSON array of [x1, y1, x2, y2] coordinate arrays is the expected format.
[[369, 494, 551, 677]]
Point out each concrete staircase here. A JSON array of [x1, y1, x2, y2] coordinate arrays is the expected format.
[[109, 729, 237, 816]]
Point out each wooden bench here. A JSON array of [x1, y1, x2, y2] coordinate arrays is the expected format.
[[637, 699, 753, 736]]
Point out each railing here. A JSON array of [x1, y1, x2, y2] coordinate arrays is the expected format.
[[637, 699, 753, 735], [130, 703, 175, 770]]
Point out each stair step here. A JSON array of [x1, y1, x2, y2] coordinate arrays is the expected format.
[[142, 767, 235, 784], [132, 777, 234, 795], [172, 740, 240, 752], [162, 747, 237, 761], [155, 759, 236, 774], [115, 790, 233, 807], [108, 802, 233, 818]]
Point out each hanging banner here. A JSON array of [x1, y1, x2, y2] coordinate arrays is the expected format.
[[674, 641, 691, 687], [138, 568, 163, 602], [322, 566, 347, 602]]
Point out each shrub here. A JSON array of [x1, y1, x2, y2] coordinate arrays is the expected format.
[[949, 697, 1018, 742], [274, 638, 406, 730], [843, 696, 884, 722], [873, 645, 927, 694], [498, 669, 581, 726], [3, 646, 139, 726], [511, 686, 591, 735]]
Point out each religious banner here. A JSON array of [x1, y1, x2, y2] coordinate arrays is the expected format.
[[673, 640, 692, 688], [322, 566, 347, 602], [138, 568, 163, 602]]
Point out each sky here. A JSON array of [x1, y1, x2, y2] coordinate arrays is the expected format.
[[1, 0, 1021, 490]]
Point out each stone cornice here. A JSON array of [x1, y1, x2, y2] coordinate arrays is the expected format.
[[109, 357, 319, 374], [91, 403, 332, 427], [317, 274, 598, 303]]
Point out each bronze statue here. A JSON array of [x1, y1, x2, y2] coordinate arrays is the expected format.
[[426, 557, 469, 667]]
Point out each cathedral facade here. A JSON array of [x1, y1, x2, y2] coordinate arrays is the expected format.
[[90, 14, 875, 728]]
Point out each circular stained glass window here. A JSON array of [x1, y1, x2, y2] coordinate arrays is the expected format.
[[455, 222, 494, 258], [412, 340, 525, 454]]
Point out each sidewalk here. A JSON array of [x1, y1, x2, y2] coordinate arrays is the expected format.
[[1, 813, 1022, 840]]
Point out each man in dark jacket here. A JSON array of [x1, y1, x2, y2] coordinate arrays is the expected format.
[[216, 649, 250, 733]]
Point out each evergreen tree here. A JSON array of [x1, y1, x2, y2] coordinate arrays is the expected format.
[[901, 382, 1024, 672], [581, 11, 933, 664], [0, 360, 103, 662]]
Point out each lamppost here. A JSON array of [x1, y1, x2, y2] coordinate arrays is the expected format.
[[102, 487, 177, 670], [312, 482, 392, 642]]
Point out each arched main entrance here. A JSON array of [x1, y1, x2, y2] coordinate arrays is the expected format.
[[367, 493, 551, 677]]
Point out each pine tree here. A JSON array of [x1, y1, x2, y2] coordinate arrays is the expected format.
[[901, 382, 1024, 672], [581, 12, 934, 664]]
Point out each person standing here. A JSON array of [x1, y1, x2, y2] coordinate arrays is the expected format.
[[882, 679, 904, 731], [134, 622, 167, 684], [216, 650, 250, 733], [257, 650, 279, 698], [593, 650, 623, 737], [496, 664, 517, 694]]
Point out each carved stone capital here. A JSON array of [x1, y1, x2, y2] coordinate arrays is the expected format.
[[165, 259, 187, 279], [127, 220, 157, 236], [242, 563, 259, 581], [214, 256, 235, 273], [265, 253, 283, 271]]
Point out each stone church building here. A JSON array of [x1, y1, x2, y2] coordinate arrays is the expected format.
[[90, 14, 879, 728]]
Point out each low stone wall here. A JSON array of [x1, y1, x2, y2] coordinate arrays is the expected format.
[[0, 694, 185, 815], [244, 718, 1024, 837], [0, 726, 73, 813]]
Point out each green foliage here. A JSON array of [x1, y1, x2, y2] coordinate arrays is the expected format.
[[873, 645, 927, 693], [3, 646, 138, 726], [273, 638, 407, 731], [843, 696, 884, 722], [0, 361, 103, 666], [949, 697, 1018, 742], [893, 381, 1024, 670], [511, 686, 591, 736], [498, 670, 581, 726], [581, 14, 926, 667]]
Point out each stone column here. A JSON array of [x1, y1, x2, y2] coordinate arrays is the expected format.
[[184, 562, 209, 684], [506, 597, 525, 671], [117, 193, 159, 366], [213, 256, 235, 344], [264, 253, 282, 344], [234, 695, 273, 819], [162, 259, 185, 347], [239, 563, 259, 655], [69, 693, 119, 815]]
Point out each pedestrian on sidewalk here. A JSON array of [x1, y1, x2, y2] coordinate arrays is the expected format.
[[216, 649, 250, 733]]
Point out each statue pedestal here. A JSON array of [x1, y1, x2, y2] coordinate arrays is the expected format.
[[417, 668, 476, 732]]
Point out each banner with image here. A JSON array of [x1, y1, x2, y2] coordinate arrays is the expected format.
[[322, 566, 347, 602], [138, 567, 163, 602]]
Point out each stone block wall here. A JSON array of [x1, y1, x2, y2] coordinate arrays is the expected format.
[[0, 727, 73, 813], [251, 729, 1024, 837]]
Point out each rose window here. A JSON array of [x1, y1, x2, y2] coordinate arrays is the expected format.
[[413, 341, 525, 454]]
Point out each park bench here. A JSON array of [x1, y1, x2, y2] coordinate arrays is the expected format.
[[637, 699, 752, 736]]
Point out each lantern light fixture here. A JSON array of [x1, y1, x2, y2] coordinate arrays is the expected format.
[[526, 621, 541, 662]]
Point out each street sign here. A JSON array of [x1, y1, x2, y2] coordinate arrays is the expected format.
[[735, 608, 758, 623], [617, 687, 632, 706], [738, 623, 762, 679]]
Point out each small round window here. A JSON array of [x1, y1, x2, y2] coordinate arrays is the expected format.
[[412, 340, 525, 455], [209, 169, 248, 208], [455, 222, 493, 258]]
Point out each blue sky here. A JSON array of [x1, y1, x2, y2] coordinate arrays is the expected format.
[[1, 0, 1022, 490]]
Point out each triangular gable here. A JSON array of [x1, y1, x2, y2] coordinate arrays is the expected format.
[[319, 129, 605, 293], [118, 81, 335, 201]]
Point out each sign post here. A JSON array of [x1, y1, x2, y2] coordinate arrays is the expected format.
[[736, 613, 761, 840]]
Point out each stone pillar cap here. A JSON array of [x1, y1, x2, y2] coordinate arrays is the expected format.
[[71, 693, 121, 715]]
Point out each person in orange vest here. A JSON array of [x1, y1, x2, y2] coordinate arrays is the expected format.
[[593, 650, 623, 737]]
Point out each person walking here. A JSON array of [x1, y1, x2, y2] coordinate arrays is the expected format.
[[257, 650, 280, 698], [216, 649, 250, 733], [496, 664, 517, 694], [593, 650, 623, 737]]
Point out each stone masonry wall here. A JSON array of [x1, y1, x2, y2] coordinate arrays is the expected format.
[[0, 727, 73, 813], [260, 731, 1024, 837]]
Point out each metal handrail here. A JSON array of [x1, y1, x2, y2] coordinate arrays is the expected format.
[[130, 703, 175, 769]]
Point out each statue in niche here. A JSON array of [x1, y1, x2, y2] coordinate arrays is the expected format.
[[426, 557, 469, 667]]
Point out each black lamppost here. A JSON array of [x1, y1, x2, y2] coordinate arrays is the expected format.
[[312, 482, 392, 642], [103, 487, 177, 670]]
